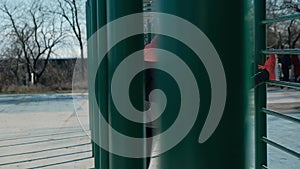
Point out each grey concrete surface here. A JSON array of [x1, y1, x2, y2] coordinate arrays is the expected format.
[[266, 88, 300, 169], [0, 93, 93, 169], [0, 88, 299, 169]]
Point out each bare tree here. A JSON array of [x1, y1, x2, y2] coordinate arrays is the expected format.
[[267, 0, 300, 49], [56, 0, 86, 79], [0, 38, 23, 84], [0, 0, 65, 84], [282, 0, 300, 13], [287, 19, 300, 48]]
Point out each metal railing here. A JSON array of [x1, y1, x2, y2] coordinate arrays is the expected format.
[[254, 1, 300, 168]]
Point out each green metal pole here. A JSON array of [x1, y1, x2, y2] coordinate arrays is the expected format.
[[86, 0, 95, 159], [87, 0, 110, 168], [89, 0, 99, 168], [106, 0, 145, 169], [94, 0, 109, 168], [88, 0, 252, 168], [254, 0, 267, 169], [154, 1, 250, 169]]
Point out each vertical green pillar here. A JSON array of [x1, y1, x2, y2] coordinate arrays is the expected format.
[[88, 0, 252, 168], [86, 0, 96, 160], [90, 0, 99, 166], [87, 0, 146, 168], [95, 0, 109, 168], [87, 0, 110, 168], [106, 0, 145, 169], [254, 0, 267, 168], [85, 0, 92, 153], [154, 1, 251, 169]]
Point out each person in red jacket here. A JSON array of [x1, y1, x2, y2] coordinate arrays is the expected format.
[[253, 54, 276, 87], [144, 36, 158, 62]]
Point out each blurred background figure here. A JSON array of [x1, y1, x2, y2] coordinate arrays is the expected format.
[[278, 54, 292, 81], [291, 54, 300, 83]]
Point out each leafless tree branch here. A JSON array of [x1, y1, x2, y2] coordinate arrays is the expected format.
[[0, 0, 65, 84]]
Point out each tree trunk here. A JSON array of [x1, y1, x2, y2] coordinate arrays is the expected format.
[[80, 43, 85, 80]]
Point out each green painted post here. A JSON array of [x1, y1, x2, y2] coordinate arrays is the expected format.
[[106, 0, 145, 169], [87, 0, 145, 168], [254, 0, 267, 168], [88, 0, 99, 168], [86, 0, 109, 168], [95, 0, 109, 168], [153, 1, 251, 169], [85, 0, 94, 158], [87, 0, 252, 168]]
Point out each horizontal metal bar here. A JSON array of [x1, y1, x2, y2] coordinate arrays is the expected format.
[[262, 13, 300, 24], [266, 80, 300, 89], [261, 108, 300, 125], [262, 49, 300, 55], [261, 137, 300, 159], [262, 165, 268, 169]]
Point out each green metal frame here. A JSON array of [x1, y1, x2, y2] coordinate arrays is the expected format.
[[262, 49, 300, 55], [254, 0, 300, 168], [261, 13, 300, 24], [254, 0, 267, 168]]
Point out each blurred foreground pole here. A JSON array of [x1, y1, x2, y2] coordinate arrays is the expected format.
[[106, 0, 145, 168], [87, 0, 145, 168], [87, 0, 251, 168], [155, 0, 251, 168]]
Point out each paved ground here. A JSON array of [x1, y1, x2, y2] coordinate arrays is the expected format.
[[265, 88, 300, 169], [0, 94, 93, 169], [0, 88, 299, 169]]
